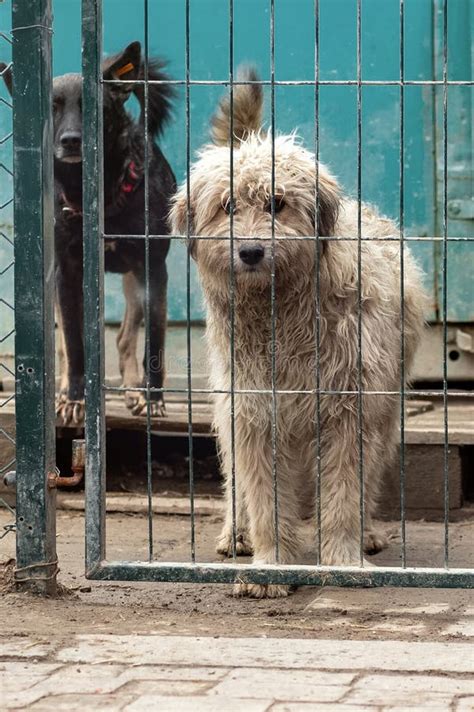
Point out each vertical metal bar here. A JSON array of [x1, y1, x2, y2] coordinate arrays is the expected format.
[[186, 0, 196, 562], [270, 0, 279, 562], [442, 0, 449, 568], [399, 0, 407, 568], [143, 0, 154, 562], [12, 0, 56, 595], [82, 0, 106, 575], [356, 0, 364, 565], [228, 0, 237, 559], [314, 0, 322, 565]]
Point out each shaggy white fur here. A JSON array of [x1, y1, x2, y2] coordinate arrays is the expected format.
[[170, 68, 427, 599]]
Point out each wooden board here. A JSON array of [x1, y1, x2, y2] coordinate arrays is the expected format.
[[1, 393, 473, 444]]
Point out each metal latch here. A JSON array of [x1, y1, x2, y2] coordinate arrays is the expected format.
[[447, 199, 474, 220]]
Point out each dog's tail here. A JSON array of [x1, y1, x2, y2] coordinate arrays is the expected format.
[[134, 58, 175, 137], [211, 65, 263, 146]]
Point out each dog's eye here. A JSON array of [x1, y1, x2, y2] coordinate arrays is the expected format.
[[265, 197, 285, 214], [52, 99, 63, 115], [222, 198, 236, 215]]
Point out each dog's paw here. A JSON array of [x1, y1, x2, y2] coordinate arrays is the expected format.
[[233, 582, 291, 599], [216, 529, 253, 557], [364, 528, 389, 556], [125, 391, 166, 418], [56, 395, 85, 426]]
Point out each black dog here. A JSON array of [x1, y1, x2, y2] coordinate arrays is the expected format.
[[2, 42, 175, 423]]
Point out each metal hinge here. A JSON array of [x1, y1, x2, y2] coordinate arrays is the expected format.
[[447, 199, 474, 220]]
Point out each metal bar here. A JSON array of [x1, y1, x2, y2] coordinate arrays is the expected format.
[[399, 0, 407, 567], [12, 0, 56, 595], [101, 233, 474, 242], [441, 0, 449, 568], [270, 0, 279, 562], [228, 0, 237, 560], [102, 79, 474, 87], [87, 561, 474, 589], [143, 0, 154, 563], [102, 384, 474, 398], [82, 0, 106, 572], [356, 0, 364, 565], [314, 0, 322, 565], [185, 0, 196, 562]]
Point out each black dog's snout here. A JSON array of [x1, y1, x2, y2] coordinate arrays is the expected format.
[[239, 245, 265, 266], [60, 131, 82, 151]]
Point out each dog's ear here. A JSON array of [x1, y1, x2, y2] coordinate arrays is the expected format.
[[169, 190, 197, 260], [102, 41, 142, 99], [0, 62, 12, 96], [315, 169, 340, 237]]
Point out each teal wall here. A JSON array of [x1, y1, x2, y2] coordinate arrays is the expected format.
[[0, 0, 472, 325]]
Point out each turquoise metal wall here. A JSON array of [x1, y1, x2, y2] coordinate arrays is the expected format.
[[0, 0, 472, 324]]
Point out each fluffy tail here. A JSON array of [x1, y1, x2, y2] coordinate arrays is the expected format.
[[211, 65, 263, 146]]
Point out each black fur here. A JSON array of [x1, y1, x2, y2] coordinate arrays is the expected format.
[[2, 42, 176, 420]]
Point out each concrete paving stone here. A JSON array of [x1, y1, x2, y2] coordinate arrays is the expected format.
[[117, 679, 212, 696], [1, 663, 225, 709], [26, 693, 136, 711], [0, 638, 52, 660], [456, 697, 474, 711], [2, 664, 127, 709], [0, 663, 62, 693], [271, 705, 378, 712], [382, 707, 451, 712], [124, 695, 273, 711], [211, 668, 355, 702], [57, 636, 474, 674], [345, 673, 473, 706], [114, 665, 230, 683], [352, 674, 474, 696]]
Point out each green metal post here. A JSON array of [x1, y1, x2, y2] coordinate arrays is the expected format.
[[12, 0, 56, 594], [82, 0, 106, 575]]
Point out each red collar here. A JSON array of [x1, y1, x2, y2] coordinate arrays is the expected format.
[[60, 161, 142, 219], [120, 160, 140, 194]]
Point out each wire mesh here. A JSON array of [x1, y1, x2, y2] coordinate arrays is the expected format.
[[76, 0, 473, 589], [0, 25, 14, 537]]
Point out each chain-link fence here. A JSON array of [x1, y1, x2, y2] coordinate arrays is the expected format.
[[0, 22, 15, 542]]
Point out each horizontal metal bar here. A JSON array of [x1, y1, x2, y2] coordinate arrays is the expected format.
[[103, 384, 474, 398], [102, 79, 474, 87], [88, 560, 474, 588], [103, 233, 474, 242]]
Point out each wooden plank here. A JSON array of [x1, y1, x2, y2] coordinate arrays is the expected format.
[[57, 492, 224, 517], [379, 444, 463, 518], [1, 394, 473, 442]]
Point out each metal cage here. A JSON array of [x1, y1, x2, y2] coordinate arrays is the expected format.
[[9, 0, 474, 593]]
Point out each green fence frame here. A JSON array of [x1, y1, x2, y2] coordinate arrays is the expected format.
[[81, 0, 473, 589], [13, 0, 57, 595]]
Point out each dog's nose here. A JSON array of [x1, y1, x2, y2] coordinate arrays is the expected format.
[[60, 131, 82, 151], [239, 245, 265, 266]]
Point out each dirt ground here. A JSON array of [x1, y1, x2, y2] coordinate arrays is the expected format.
[[1, 506, 473, 644]]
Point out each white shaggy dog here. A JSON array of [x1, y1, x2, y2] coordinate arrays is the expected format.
[[170, 68, 426, 598]]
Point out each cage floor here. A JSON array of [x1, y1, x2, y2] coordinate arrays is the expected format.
[[1, 507, 473, 645]]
